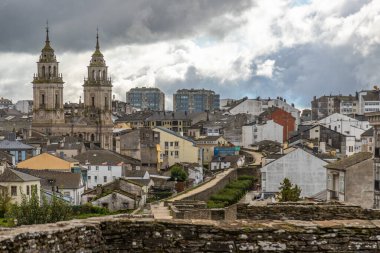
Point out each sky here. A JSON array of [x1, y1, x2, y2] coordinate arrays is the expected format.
[[0, 0, 380, 110]]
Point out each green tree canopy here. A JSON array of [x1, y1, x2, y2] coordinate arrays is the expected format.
[[279, 178, 301, 202], [170, 164, 188, 182]]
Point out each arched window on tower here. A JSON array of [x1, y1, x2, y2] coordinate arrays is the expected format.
[[55, 94, 59, 108], [105, 96, 108, 109], [92, 96, 95, 107], [41, 94, 45, 107], [42, 66, 45, 77], [48, 66, 51, 77], [103, 70, 106, 80], [91, 134, 95, 142], [92, 70, 95, 80], [98, 70, 102, 80], [53, 66, 57, 77]]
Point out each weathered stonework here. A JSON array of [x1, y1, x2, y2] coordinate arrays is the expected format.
[[237, 203, 380, 221], [2, 215, 380, 252]]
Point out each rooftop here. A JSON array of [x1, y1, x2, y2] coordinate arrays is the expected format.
[[0, 168, 40, 182], [325, 152, 372, 170], [74, 149, 140, 166]]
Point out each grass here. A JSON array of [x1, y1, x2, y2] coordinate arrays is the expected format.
[[0, 218, 14, 227]]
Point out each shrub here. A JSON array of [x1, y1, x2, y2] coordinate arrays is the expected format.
[[7, 188, 72, 226], [170, 164, 188, 182], [237, 175, 256, 181], [207, 200, 227, 208], [71, 203, 109, 215], [279, 178, 301, 202]]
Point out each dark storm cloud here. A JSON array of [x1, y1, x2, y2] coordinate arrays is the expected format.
[[0, 0, 252, 53]]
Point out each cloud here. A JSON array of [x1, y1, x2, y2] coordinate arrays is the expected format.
[[1, 0, 380, 111]]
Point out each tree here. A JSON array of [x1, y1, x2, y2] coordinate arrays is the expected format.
[[170, 164, 188, 182], [279, 178, 301, 202], [0, 190, 12, 218]]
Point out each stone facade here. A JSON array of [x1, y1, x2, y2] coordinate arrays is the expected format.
[[237, 203, 380, 221], [3, 216, 380, 252], [31, 27, 113, 150]]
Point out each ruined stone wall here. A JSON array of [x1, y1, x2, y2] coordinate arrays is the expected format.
[[237, 203, 380, 220], [2, 216, 380, 252]]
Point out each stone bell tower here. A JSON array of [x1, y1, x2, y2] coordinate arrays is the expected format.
[[83, 31, 113, 149], [32, 24, 64, 132]]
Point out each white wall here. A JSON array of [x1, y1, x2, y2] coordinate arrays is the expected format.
[[261, 148, 327, 197], [86, 165, 122, 188], [242, 120, 283, 147]]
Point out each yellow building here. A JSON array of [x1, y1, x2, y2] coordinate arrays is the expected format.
[[195, 136, 229, 165], [153, 127, 199, 167], [0, 169, 41, 204], [17, 153, 73, 171]]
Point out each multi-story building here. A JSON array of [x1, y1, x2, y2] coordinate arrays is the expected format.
[[259, 107, 296, 142], [242, 120, 283, 147], [195, 136, 229, 165], [153, 127, 199, 167], [358, 89, 380, 114], [0, 97, 14, 109], [226, 97, 300, 128], [366, 112, 380, 208], [126, 87, 165, 111], [173, 89, 220, 113], [311, 95, 358, 120], [115, 128, 162, 170], [15, 100, 33, 114]]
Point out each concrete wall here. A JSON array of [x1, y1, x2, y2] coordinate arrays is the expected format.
[[242, 120, 283, 147], [3, 216, 380, 252], [345, 158, 374, 209], [261, 148, 327, 197]]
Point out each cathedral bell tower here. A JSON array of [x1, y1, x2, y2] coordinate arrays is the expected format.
[[83, 31, 113, 149], [32, 24, 65, 130]]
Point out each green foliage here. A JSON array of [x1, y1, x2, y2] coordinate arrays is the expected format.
[[71, 203, 109, 216], [207, 175, 255, 208], [237, 175, 256, 182], [206, 200, 227, 209], [279, 178, 302, 202], [6, 188, 72, 226], [170, 164, 188, 182], [0, 192, 12, 218]]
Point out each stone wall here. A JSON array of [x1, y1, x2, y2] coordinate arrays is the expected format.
[[182, 168, 237, 201], [237, 203, 380, 220], [3, 216, 380, 252]]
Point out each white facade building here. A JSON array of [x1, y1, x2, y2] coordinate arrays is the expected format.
[[228, 98, 301, 128], [15, 100, 33, 114], [261, 148, 327, 197], [242, 120, 283, 147], [86, 165, 122, 188]]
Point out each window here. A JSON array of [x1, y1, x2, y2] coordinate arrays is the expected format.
[[11, 186, 17, 196], [88, 166, 91, 170], [26, 185, 30, 196], [88, 176, 91, 181], [175, 151, 179, 158], [94, 176, 98, 183], [370, 138, 373, 143], [165, 142, 169, 149], [108, 166, 111, 171], [96, 166, 99, 171], [165, 151, 169, 156], [349, 146, 353, 152], [104, 176, 107, 183], [170, 142, 173, 147], [262, 172, 266, 181], [171, 151, 173, 156], [174, 141, 179, 147], [339, 175, 345, 193]]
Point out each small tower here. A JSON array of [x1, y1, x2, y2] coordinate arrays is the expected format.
[[83, 30, 113, 149], [32, 23, 65, 132]]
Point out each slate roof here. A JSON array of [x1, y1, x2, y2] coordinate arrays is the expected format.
[[74, 149, 141, 165], [0, 140, 35, 150], [154, 127, 195, 144], [147, 111, 204, 121], [127, 179, 151, 187], [115, 111, 153, 122], [325, 152, 372, 170], [0, 168, 40, 182], [0, 151, 13, 164], [15, 168, 83, 189], [195, 136, 224, 142], [124, 170, 148, 178], [361, 128, 374, 137]]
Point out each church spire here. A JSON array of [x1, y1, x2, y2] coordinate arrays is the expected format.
[[46, 20, 50, 44], [96, 27, 99, 51]]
